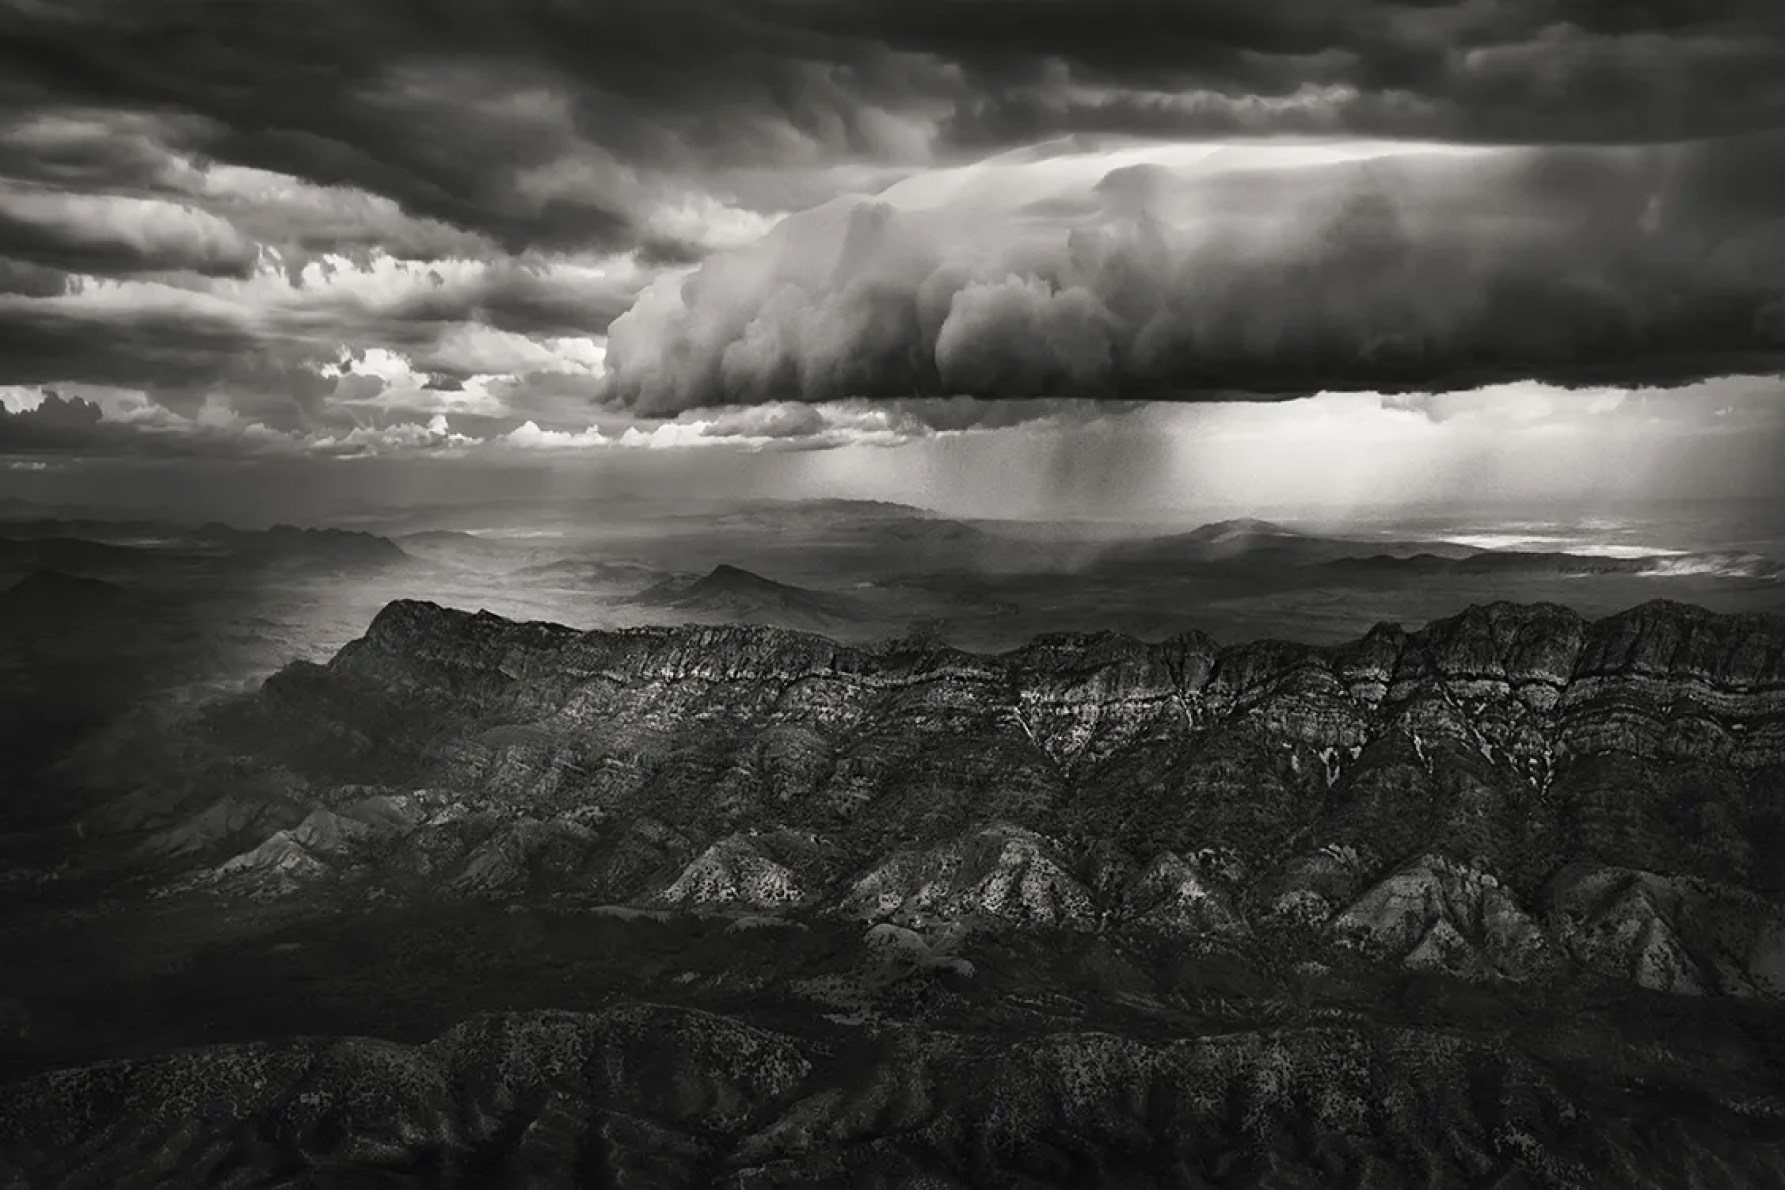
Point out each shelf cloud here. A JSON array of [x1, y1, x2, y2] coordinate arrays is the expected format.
[[602, 134, 1785, 409]]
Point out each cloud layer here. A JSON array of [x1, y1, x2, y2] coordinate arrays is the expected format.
[[603, 135, 1785, 408], [0, 381, 1111, 462], [0, 0, 1782, 457]]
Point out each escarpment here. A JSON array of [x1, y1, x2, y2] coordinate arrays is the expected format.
[[44, 597, 1785, 1001]]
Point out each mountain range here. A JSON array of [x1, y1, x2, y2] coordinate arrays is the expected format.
[[122, 596, 1784, 957], [5, 596, 1785, 1184]]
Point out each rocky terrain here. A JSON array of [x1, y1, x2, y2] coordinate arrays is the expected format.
[[4, 596, 1785, 1184], [8, 1003, 1785, 1189]]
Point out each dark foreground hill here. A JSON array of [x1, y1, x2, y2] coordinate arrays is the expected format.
[[7, 1003, 1782, 1189], [5, 598, 1785, 1185]]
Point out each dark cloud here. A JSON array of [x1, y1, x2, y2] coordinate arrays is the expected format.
[[0, 302, 261, 398], [0, 255, 69, 297], [0, 296, 392, 430], [0, 390, 279, 460], [0, 391, 291, 460], [0, 0, 1783, 425], [0, 391, 104, 451], [373, 261, 637, 339], [0, 252, 624, 427], [0, 3, 693, 256], [0, 185, 259, 278], [633, 237, 713, 269], [4, 0, 1784, 261], [884, 396, 1140, 432]]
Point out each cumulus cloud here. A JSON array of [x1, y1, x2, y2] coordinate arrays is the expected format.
[[501, 420, 609, 450], [0, 389, 103, 450], [603, 135, 1785, 408], [0, 386, 310, 457], [0, 248, 637, 427], [0, 295, 259, 396], [0, 381, 1031, 462]]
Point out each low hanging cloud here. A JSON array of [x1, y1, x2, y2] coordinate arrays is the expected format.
[[602, 134, 1785, 410]]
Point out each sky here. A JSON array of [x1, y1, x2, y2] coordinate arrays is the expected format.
[[1, 0, 1782, 521]]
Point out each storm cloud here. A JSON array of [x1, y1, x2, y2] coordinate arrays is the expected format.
[[0, 0, 1783, 441], [603, 134, 1785, 408]]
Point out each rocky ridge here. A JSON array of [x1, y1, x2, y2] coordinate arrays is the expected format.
[[10, 597, 1785, 1185], [49, 596, 1785, 1001]]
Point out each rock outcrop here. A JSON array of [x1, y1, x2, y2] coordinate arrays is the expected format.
[[840, 825, 1097, 930], [1332, 854, 1553, 980], [658, 833, 811, 910]]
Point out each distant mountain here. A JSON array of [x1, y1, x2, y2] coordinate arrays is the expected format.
[[0, 517, 184, 542], [1177, 516, 1304, 543], [731, 497, 933, 518], [0, 520, 409, 575], [0, 535, 156, 574], [193, 522, 408, 569], [1088, 519, 1785, 584], [393, 529, 486, 549], [0, 569, 128, 622], [628, 563, 864, 631], [1097, 517, 1340, 566], [514, 557, 667, 585], [395, 529, 481, 543], [1322, 548, 1784, 580], [643, 500, 1030, 573], [393, 529, 529, 568]]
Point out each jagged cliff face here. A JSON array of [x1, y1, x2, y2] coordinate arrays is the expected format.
[[121, 597, 1783, 987], [9, 598, 1785, 1185]]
